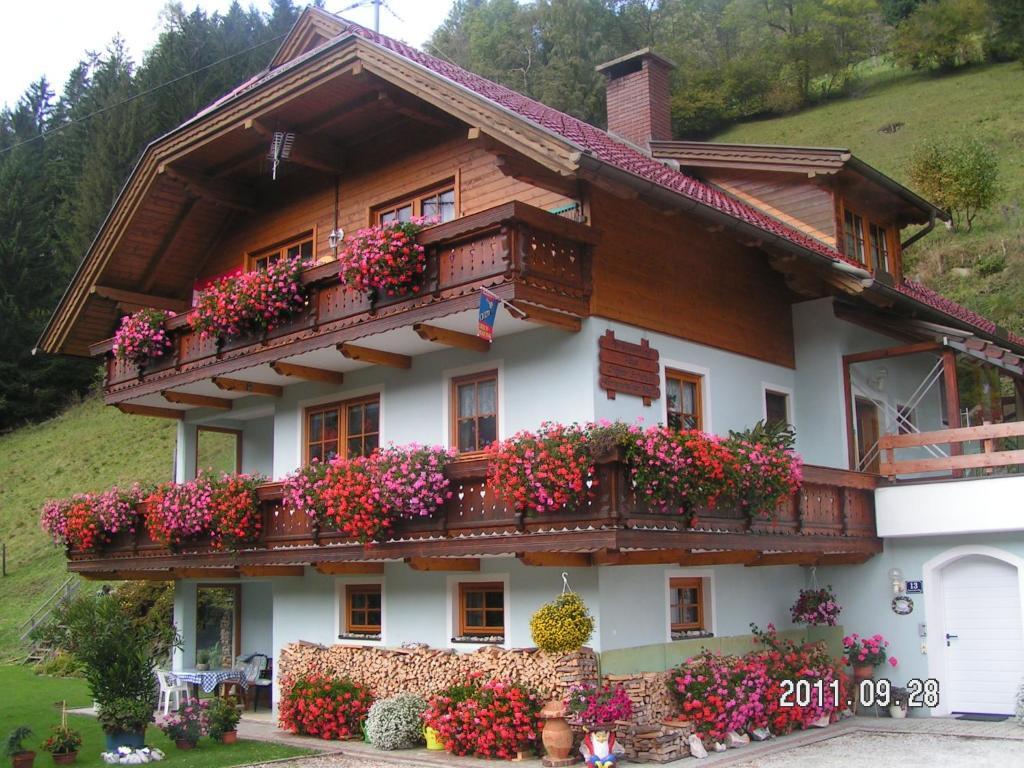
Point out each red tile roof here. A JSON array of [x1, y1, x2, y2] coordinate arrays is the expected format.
[[195, 13, 1021, 351]]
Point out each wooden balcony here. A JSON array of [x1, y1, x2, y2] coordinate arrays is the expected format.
[[66, 458, 881, 577], [879, 421, 1024, 479], [92, 201, 597, 403]]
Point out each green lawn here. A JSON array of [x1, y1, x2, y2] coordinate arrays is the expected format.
[[714, 61, 1024, 335], [0, 666, 309, 767]]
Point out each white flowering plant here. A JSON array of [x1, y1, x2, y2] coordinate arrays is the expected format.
[[364, 694, 427, 750]]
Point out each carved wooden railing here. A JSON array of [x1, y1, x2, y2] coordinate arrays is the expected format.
[[67, 459, 878, 566], [879, 421, 1024, 479], [93, 201, 597, 397]]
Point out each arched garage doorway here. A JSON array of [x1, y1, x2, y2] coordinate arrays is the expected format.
[[924, 546, 1024, 716]]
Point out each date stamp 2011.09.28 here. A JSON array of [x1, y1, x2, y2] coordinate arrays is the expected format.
[[779, 678, 940, 709]]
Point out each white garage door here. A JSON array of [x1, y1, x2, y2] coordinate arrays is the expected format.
[[942, 555, 1024, 714]]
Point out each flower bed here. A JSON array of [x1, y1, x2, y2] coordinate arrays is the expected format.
[[112, 309, 175, 366], [337, 220, 429, 297], [278, 674, 374, 740], [41, 485, 145, 551], [191, 256, 308, 341], [423, 678, 541, 759]]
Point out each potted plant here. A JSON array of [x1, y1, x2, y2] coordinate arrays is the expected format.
[[889, 687, 909, 719], [842, 633, 897, 680], [41, 725, 81, 766], [195, 649, 211, 672], [97, 699, 153, 751], [206, 697, 241, 744], [5, 727, 34, 768], [159, 701, 207, 749]]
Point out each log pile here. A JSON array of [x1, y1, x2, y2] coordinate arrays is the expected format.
[[278, 641, 598, 700], [604, 672, 692, 763]]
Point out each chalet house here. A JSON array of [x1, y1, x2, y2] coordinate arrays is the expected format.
[[39, 8, 1024, 720]]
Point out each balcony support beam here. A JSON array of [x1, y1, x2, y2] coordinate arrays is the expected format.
[[315, 562, 385, 575], [338, 342, 412, 369], [239, 565, 304, 577], [506, 300, 581, 332], [677, 550, 760, 567], [174, 568, 239, 579], [212, 376, 283, 398], [162, 390, 233, 410], [116, 403, 185, 420], [517, 552, 592, 568], [271, 361, 345, 385], [745, 552, 820, 567], [405, 557, 480, 572], [413, 323, 490, 353]]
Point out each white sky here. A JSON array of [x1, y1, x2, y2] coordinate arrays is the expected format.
[[0, 0, 454, 110]]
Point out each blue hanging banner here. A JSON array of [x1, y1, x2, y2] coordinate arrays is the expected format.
[[477, 288, 500, 341]]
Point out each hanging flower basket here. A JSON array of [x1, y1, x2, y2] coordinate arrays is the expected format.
[[791, 585, 842, 626], [529, 589, 594, 653]]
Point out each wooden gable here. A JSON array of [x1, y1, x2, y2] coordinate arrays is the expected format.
[[269, 7, 346, 70]]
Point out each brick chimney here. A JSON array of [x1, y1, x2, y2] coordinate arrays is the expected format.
[[596, 48, 676, 150]]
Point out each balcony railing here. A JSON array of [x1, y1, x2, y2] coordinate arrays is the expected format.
[[66, 457, 880, 573], [879, 421, 1024, 479], [93, 201, 597, 399]]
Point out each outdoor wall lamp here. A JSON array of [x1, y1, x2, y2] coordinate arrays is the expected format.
[[327, 228, 345, 251], [888, 567, 905, 596]]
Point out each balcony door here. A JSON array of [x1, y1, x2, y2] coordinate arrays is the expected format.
[[854, 397, 880, 473]]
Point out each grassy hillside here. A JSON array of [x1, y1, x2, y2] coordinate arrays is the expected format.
[[0, 397, 177, 661], [714, 62, 1024, 334]]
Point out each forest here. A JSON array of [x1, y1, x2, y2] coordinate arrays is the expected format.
[[1, 0, 1022, 429]]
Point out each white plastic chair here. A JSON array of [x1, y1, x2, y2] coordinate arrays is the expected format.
[[156, 669, 191, 715]]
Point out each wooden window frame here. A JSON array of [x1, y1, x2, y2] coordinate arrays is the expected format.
[[840, 201, 899, 276], [458, 581, 505, 637], [196, 584, 241, 664], [195, 426, 242, 477], [450, 370, 499, 455], [303, 393, 381, 465], [345, 584, 382, 634], [669, 577, 704, 632], [371, 176, 460, 225], [665, 369, 704, 432], [245, 229, 316, 272]]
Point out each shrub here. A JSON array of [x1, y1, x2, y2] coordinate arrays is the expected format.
[[279, 675, 374, 740], [205, 697, 241, 740], [112, 308, 174, 366], [365, 694, 427, 750], [907, 136, 1000, 232], [98, 698, 156, 735], [424, 679, 540, 759], [893, 0, 989, 72], [487, 422, 594, 515], [529, 592, 594, 653]]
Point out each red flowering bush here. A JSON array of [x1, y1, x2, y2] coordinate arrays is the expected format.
[[565, 683, 633, 726], [424, 679, 540, 759], [337, 220, 428, 297], [191, 256, 308, 341], [145, 474, 263, 550], [40, 485, 145, 551], [112, 308, 175, 366], [625, 426, 733, 512], [320, 456, 388, 543], [279, 674, 374, 740], [487, 422, 595, 515]]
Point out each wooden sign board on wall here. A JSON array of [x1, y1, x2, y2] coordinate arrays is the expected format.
[[598, 330, 661, 406]]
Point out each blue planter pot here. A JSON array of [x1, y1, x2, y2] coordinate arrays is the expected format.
[[104, 729, 146, 751]]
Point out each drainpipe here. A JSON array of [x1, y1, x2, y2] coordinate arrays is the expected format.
[[901, 211, 938, 251]]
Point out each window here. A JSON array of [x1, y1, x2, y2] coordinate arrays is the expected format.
[[869, 223, 891, 273], [843, 209, 866, 263], [458, 582, 505, 637], [669, 577, 704, 632], [196, 585, 240, 668], [375, 182, 456, 225], [764, 390, 790, 428], [452, 371, 498, 453], [248, 232, 314, 271], [345, 584, 382, 635], [305, 395, 380, 463], [666, 369, 703, 431]]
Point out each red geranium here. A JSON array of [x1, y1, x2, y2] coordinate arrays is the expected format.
[[424, 679, 540, 759], [320, 455, 389, 543], [278, 675, 374, 740], [337, 219, 429, 297]]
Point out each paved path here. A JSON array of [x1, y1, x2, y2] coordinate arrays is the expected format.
[[238, 715, 1024, 768]]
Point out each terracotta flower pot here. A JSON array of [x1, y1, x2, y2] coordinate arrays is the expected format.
[[220, 731, 238, 745], [51, 751, 77, 765], [175, 739, 196, 750], [853, 664, 875, 681], [539, 700, 576, 767], [11, 752, 35, 768]]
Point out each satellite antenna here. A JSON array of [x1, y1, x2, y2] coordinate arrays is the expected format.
[[268, 131, 295, 180]]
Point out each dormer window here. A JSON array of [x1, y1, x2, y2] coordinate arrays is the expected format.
[[843, 209, 866, 264], [869, 223, 891, 274], [374, 181, 457, 225], [248, 232, 314, 271], [842, 206, 894, 275]]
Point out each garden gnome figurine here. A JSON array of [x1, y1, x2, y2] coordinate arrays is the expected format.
[[580, 725, 623, 767]]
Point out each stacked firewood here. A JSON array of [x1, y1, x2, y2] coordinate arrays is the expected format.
[[604, 672, 692, 763], [278, 641, 599, 700]]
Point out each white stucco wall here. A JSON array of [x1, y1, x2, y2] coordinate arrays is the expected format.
[[877, 475, 1024, 537]]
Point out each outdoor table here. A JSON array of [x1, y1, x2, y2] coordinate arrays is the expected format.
[[169, 668, 248, 694]]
